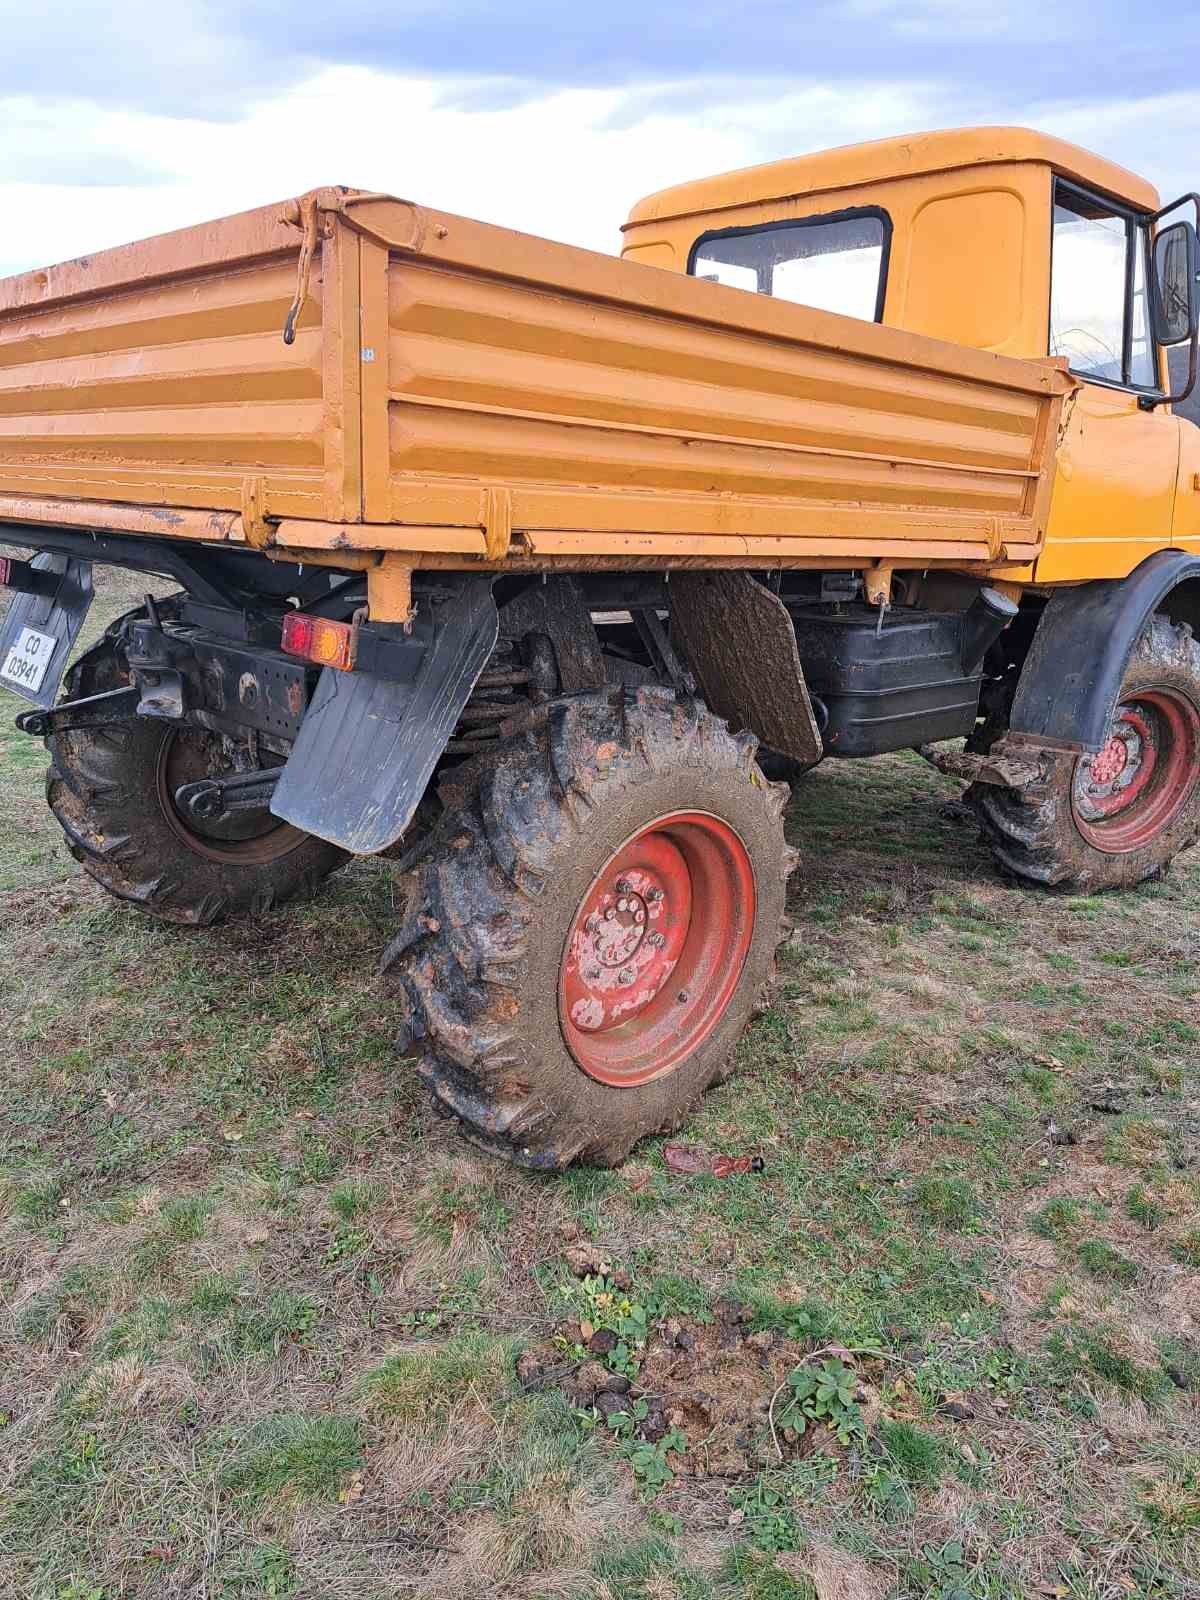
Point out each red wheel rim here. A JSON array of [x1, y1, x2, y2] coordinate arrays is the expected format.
[[559, 812, 756, 1087], [1072, 689, 1200, 854]]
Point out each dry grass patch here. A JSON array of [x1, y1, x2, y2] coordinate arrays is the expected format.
[[360, 1329, 514, 1426]]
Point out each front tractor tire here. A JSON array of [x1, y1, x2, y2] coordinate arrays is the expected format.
[[971, 614, 1200, 891], [384, 688, 795, 1169], [45, 625, 346, 925]]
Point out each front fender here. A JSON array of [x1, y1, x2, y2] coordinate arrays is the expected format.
[[1010, 550, 1200, 752]]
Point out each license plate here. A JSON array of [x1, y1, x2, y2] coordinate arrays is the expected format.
[[0, 624, 57, 693], [0, 554, 93, 707]]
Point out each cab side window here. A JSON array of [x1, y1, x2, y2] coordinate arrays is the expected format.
[[1050, 182, 1156, 389], [690, 210, 890, 323]]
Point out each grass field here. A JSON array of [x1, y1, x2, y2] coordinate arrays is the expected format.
[[1, 570, 1199, 1600]]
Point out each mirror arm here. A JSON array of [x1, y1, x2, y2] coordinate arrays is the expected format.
[[1143, 191, 1200, 411]]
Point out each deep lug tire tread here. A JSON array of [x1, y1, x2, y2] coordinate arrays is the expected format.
[[383, 686, 796, 1169], [43, 605, 346, 925], [969, 615, 1200, 891]]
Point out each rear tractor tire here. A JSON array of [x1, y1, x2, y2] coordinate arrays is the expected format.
[[45, 620, 347, 925], [970, 614, 1200, 891], [384, 688, 796, 1168]]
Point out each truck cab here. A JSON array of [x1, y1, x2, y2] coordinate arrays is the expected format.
[[622, 126, 1199, 585]]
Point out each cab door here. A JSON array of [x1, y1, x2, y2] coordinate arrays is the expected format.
[[1035, 181, 1180, 583]]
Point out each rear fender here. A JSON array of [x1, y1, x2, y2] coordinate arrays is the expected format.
[[1009, 550, 1200, 752], [270, 577, 498, 853]]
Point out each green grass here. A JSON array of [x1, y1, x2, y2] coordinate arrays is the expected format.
[[1032, 1196, 1083, 1240], [1127, 1183, 1165, 1230], [1, 567, 1198, 1597], [1047, 1327, 1174, 1403], [210, 1288, 320, 1362], [218, 1413, 363, 1504], [1077, 1238, 1138, 1285], [877, 1419, 944, 1487], [911, 1174, 981, 1231], [12, 1172, 67, 1227]]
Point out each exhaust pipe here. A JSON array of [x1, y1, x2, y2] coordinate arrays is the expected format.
[[959, 586, 1019, 677]]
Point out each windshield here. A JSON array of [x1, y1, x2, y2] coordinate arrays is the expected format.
[[1050, 184, 1156, 388]]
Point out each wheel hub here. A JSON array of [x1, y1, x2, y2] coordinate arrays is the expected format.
[[563, 848, 689, 1034], [559, 812, 756, 1088], [156, 730, 303, 865], [1073, 708, 1153, 822], [1071, 690, 1200, 853], [1087, 733, 1133, 788]]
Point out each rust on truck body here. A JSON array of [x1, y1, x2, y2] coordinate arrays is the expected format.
[[0, 185, 1072, 577]]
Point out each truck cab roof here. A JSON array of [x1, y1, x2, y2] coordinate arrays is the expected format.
[[623, 125, 1160, 230]]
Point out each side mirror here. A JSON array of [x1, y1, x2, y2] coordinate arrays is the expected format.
[[1151, 219, 1199, 346]]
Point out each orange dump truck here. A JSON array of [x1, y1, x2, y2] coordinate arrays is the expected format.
[[2, 127, 1198, 1166]]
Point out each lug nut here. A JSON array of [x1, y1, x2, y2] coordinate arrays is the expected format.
[[618, 968, 635, 986], [646, 887, 663, 903], [647, 931, 665, 948], [615, 877, 632, 894]]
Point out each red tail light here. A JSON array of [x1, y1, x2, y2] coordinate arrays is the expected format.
[[0, 556, 11, 586], [280, 611, 355, 671]]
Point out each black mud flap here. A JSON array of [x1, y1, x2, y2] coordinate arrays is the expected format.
[[270, 578, 498, 854], [0, 554, 93, 708]]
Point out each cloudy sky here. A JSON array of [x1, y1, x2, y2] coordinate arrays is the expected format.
[[1, 0, 1197, 278]]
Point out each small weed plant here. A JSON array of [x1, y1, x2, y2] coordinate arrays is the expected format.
[[776, 1357, 865, 1446]]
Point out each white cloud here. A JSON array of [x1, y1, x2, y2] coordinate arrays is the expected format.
[[0, 68, 1196, 280], [0, 68, 939, 275], [1032, 91, 1200, 207]]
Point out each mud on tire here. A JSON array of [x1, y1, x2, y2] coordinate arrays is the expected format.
[[45, 608, 346, 925], [383, 687, 796, 1168], [970, 614, 1200, 891]]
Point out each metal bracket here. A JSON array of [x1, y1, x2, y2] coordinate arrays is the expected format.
[[862, 560, 894, 609], [863, 560, 893, 637], [280, 191, 321, 345], [633, 607, 694, 697], [483, 486, 514, 562], [241, 476, 271, 549], [175, 767, 280, 826], [367, 557, 416, 628], [917, 737, 1045, 790], [15, 684, 140, 738], [279, 187, 433, 345]]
